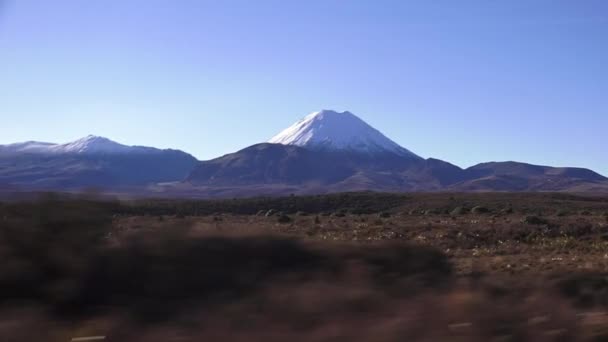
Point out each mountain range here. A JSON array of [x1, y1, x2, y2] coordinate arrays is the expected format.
[[0, 135, 198, 190], [1, 110, 606, 196]]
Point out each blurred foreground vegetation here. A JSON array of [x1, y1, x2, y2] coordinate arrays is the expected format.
[[0, 192, 608, 341]]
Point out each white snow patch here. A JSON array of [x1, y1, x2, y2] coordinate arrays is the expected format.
[[49, 135, 132, 154], [0, 135, 157, 155], [1, 141, 58, 153], [269, 110, 420, 158]]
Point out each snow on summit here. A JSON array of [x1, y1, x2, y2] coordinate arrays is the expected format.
[[269, 110, 420, 158], [50, 135, 133, 154], [0, 135, 157, 154], [0, 141, 57, 153]]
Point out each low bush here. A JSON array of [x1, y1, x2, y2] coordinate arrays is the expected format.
[[471, 206, 490, 214], [523, 216, 548, 225], [558, 273, 608, 307], [0, 197, 453, 323], [450, 207, 469, 216], [277, 214, 292, 223], [378, 212, 391, 218]]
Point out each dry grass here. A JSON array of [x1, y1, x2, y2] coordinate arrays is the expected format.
[[1, 193, 608, 341]]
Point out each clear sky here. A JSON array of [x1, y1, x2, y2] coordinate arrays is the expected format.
[[0, 0, 606, 175]]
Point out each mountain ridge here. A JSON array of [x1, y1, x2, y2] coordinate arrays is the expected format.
[[1, 110, 606, 195], [0, 135, 183, 155], [0, 136, 198, 189], [185, 109, 607, 196]]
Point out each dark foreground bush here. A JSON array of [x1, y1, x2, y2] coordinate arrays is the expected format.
[[0, 196, 113, 303], [0, 198, 452, 323], [68, 235, 325, 321], [558, 273, 608, 307]]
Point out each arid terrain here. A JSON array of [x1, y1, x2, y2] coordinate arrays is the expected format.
[[2, 192, 608, 341]]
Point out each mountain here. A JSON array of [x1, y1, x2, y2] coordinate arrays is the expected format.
[[187, 142, 422, 186], [269, 110, 420, 158], [0, 135, 159, 155], [188, 110, 427, 192], [0, 136, 198, 190], [450, 162, 608, 192], [47, 135, 148, 154], [185, 110, 608, 196], [0, 141, 57, 154], [187, 111, 470, 195], [2, 110, 606, 196]]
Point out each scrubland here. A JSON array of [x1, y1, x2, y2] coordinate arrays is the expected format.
[[1, 192, 608, 341]]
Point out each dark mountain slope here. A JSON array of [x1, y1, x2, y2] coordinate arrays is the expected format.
[[449, 161, 608, 192], [186, 143, 462, 192], [0, 148, 198, 190]]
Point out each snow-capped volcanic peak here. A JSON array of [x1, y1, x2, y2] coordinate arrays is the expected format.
[[50, 135, 131, 154], [269, 110, 420, 158]]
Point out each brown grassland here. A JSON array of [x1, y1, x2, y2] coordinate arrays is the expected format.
[[1, 192, 608, 341]]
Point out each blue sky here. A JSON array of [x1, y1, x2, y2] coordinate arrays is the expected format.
[[0, 0, 606, 175]]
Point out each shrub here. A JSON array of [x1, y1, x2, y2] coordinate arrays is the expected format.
[[0, 198, 453, 323], [501, 207, 514, 214], [277, 214, 292, 224], [471, 206, 490, 214], [558, 273, 608, 307], [450, 207, 469, 216], [333, 210, 346, 218], [523, 216, 548, 225], [0, 198, 113, 308]]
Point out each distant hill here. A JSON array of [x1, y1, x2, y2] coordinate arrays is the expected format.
[[0, 136, 198, 190]]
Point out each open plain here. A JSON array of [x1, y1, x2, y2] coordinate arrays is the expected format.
[[2, 192, 608, 341]]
